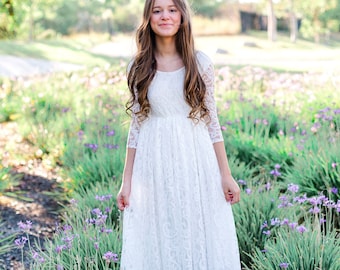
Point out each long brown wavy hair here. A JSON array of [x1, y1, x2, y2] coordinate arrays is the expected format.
[[126, 0, 209, 122]]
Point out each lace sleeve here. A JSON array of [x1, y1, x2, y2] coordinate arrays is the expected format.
[[126, 99, 141, 148], [198, 52, 224, 144]]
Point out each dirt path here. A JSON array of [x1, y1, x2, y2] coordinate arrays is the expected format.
[[0, 122, 64, 269], [0, 55, 83, 78]]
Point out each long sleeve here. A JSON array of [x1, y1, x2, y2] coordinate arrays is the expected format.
[[197, 52, 224, 144], [126, 94, 141, 149]]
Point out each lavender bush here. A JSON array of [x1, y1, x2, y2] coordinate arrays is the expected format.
[[1, 63, 339, 269]]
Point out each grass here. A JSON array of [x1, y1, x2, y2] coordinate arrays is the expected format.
[[1, 31, 340, 72], [0, 38, 127, 67]]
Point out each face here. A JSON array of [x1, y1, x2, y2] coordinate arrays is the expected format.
[[150, 0, 182, 39]]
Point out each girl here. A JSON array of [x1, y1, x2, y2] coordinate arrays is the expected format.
[[117, 0, 241, 269]]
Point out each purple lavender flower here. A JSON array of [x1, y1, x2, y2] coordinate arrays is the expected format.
[[261, 249, 267, 253], [95, 194, 113, 202], [55, 245, 66, 254], [294, 194, 307, 204], [263, 230, 271, 236], [14, 236, 28, 249], [270, 169, 281, 177], [288, 222, 298, 229], [32, 251, 45, 263], [92, 208, 102, 216], [271, 218, 281, 226], [245, 188, 252, 195], [70, 198, 78, 205], [95, 214, 108, 226], [84, 143, 98, 152], [86, 218, 96, 225], [57, 265, 64, 270], [331, 162, 337, 169], [320, 218, 326, 224], [278, 196, 293, 208], [287, 183, 299, 193], [296, 225, 307, 233], [265, 182, 271, 191], [106, 130, 115, 136], [94, 242, 99, 250], [331, 187, 338, 194], [103, 144, 119, 149], [63, 224, 72, 232], [279, 262, 289, 269], [103, 251, 119, 263], [61, 235, 76, 249], [309, 206, 320, 214], [280, 218, 289, 225], [290, 126, 297, 133], [274, 164, 281, 170], [105, 207, 111, 213], [17, 220, 32, 232], [260, 221, 268, 230], [238, 179, 246, 185], [100, 227, 113, 234]]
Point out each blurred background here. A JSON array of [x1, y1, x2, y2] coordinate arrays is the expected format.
[[1, 0, 339, 74]]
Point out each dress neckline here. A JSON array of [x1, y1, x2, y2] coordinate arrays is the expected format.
[[156, 66, 185, 74]]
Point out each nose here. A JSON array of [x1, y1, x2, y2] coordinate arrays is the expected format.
[[161, 10, 170, 20]]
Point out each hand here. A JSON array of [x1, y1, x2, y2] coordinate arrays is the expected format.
[[221, 175, 240, 205], [116, 181, 131, 211]]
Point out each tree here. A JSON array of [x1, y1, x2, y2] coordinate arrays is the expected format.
[[267, 0, 277, 41], [288, 0, 298, 42]]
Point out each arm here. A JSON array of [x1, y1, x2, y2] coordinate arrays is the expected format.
[[199, 52, 240, 204], [117, 90, 141, 210], [213, 142, 240, 204], [117, 147, 136, 210]]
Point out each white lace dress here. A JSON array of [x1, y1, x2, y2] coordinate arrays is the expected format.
[[120, 51, 240, 270]]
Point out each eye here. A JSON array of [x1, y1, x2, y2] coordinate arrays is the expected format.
[[152, 9, 160, 14], [170, 8, 177, 13]]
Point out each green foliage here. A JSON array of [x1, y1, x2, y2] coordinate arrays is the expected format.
[[246, 222, 340, 270], [0, 164, 20, 195], [285, 133, 340, 201], [61, 108, 127, 193], [29, 181, 122, 269], [233, 186, 283, 266], [0, 221, 16, 256], [0, 79, 21, 122]]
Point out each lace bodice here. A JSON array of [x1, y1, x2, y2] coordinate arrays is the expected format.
[[127, 51, 223, 148]]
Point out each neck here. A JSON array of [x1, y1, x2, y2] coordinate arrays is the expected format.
[[155, 37, 178, 58]]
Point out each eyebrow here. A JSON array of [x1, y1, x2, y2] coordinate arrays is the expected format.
[[153, 5, 177, 9]]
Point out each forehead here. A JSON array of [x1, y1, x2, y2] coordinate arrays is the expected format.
[[153, 0, 176, 8]]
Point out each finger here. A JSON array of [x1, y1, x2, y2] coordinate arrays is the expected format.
[[231, 193, 240, 204], [117, 196, 125, 211], [225, 193, 233, 202], [124, 196, 130, 208]]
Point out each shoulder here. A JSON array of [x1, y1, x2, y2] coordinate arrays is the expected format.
[[195, 50, 213, 74]]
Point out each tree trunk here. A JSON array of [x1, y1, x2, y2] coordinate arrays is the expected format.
[[28, 0, 34, 41], [313, 8, 321, 43], [289, 0, 298, 43], [267, 0, 277, 42]]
